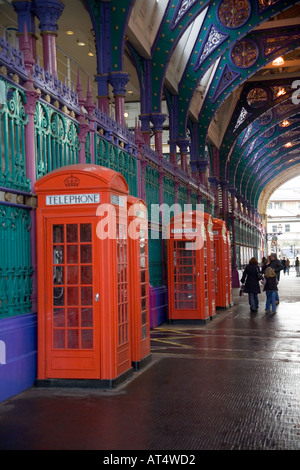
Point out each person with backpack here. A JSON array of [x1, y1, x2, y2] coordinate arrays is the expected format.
[[262, 267, 278, 314]]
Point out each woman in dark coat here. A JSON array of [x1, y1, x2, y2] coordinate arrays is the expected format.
[[241, 257, 261, 312]]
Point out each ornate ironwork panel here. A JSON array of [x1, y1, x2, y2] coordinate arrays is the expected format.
[[0, 205, 32, 318], [34, 102, 79, 178], [95, 134, 137, 196], [0, 80, 29, 191]]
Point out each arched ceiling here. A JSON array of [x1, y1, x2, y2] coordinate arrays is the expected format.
[[2, 0, 300, 210], [86, 0, 300, 210]]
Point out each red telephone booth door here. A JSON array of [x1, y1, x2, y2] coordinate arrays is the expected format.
[[45, 217, 101, 379], [168, 238, 208, 321]]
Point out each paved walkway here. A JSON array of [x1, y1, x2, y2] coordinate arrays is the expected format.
[[0, 270, 299, 453]]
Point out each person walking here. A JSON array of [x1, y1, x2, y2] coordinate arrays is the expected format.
[[240, 257, 261, 312], [281, 257, 286, 275], [262, 267, 278, 314], [286, 257, 290, 275], [296, 257, 300, 277], [263, 253, 283, 304]]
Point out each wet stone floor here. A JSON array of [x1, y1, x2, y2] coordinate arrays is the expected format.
[[0, 272, 299, 452]]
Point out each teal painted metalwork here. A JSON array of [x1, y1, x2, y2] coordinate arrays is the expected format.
[[145, 164, 160, 221], [95, 134, 137, 196], [145, 165, 161, 285], [147, 235, 163, 287], [0, 205, 32, 318], [34, 102, 79, 178], [0, 79, 29, 191], [177, 185, 188, 211]]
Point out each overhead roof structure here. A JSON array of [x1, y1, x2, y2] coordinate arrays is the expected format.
[[85, 0, 300, 214], [1, 0, 300, 215]]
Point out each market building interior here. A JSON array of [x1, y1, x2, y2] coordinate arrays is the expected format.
[[0, 1, 300, 442]]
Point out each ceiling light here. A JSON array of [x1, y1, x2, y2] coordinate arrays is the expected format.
[[281, 120, 290, 127], [77, 39, 86, 46], [285, 142, 292, 147], [66, 30, 74, 35], [272, 56, 284, 66], [127, 90, 133, 94], [276, 88, 286, 97], [88, 51, 94, 56], [124, 112, 129, 118]]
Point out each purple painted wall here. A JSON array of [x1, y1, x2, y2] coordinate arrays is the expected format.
[[149, 285, 168, 328], [0, 313, 37, 403]]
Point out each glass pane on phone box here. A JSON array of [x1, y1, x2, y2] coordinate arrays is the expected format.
[[80, 224, 92, 242], [53, 246, 64, 264], [67, 266, 78, 284], [67, 286, 79, 305], [53, 308, 65, 327], [53, 286, 64, 306], [81, 265, 92, 284], [81, 286, 93, 305], [66, 224, 78, 243], [81, 308, 93, 327], [67, 245, 78, 264], [53, 225, 64, 243], [67, 329, 79, 349], [53, 329, 65, 349], [81, 329, 93, 349], [67, 307, 79, 327], [80, 244, 92, 263], [53, 266, 64, 284]]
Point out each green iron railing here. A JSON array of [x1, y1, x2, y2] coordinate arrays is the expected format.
[[0, 80, 29, 191], [34, 101, 79, 178], [0, 205, 32, 318], [95, 134, 137, 196]]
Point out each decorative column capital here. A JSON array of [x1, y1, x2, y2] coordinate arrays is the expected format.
[[198, 160, 208, 173], [12, 1, 34, 31], [108, 71, 129, 96], [150, 112, 166, 131], [33, 0, 64, 34], [177, 138, 190, 153], [208, 176, 218, 188]]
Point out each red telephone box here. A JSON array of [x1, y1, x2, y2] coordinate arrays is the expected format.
[[204, 212, 217, 319], [167, 211, 209, 323], [212, 218, 230, 309], [127, 196, 151, 369], [226, 230, 233, 306], [35, 164, 133, 386]]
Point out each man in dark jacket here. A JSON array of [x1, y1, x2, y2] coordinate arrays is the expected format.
[[268, 253, 283, 281], [241, 257, 261, 312], [264, 253, 283, 303]]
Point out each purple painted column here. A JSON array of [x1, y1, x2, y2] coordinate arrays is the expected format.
[[150, 113, 166, 158], [168, 139, 177, 168], [220, 180, 229, 219], [109, 72, 129, 126], [23, 29, 41, 311], [33, 0, 64, 77], [12, 0, 37, 60], [177, 138, 190, 174], [139, 114, 151, 146], [208, 176, 220, 217], [76, 72, 90, 164], [95, 74, 110, 114], [85, 78, 96, 164], [229, 188, 240, 287], [198, 160, 208, 187]]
